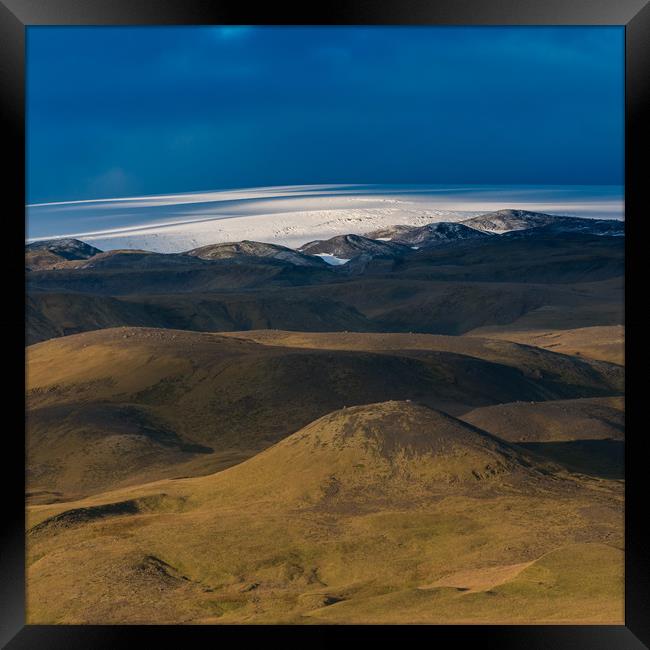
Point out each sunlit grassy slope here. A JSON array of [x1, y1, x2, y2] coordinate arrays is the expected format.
[[27, 327, 624, 499], [27, 401, 623, 624], [465, 325, 624, 365]]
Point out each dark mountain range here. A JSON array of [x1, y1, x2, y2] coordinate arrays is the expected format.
[[25, 216, 624, 345], [26, 238, 624, 344]]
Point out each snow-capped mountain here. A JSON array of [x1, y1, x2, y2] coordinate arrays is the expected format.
[[461, 209, 625, 236], [26, 185, 623, 254], [365, 222, 494, 248], [460, 209, 569, 233]]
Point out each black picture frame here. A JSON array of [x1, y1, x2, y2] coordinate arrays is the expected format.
[[2, 1, 647, 647]]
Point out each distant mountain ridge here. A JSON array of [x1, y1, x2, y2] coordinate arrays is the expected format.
[[186, 240, 327, 267], [503, 219, 624, 238], [299, 234, 411, 262], [25, 212, 624, 292], [25, 210, 624, 344], [26, 238, 103, 271], [365, 221, 494, 248], [460, 209, 623, 235], [63, 249, 209, 270], [27, 211, 624, 270], [26, 238, 102, 259]]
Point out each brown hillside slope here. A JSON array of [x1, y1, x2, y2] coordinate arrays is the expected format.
[[27, 328, 623, 499], [461, 397, 624, 443], [27, 274, 623, 345], [461, 397, 625, 480], [27, 402, 623, 624], [465, 325, 624, 365], [220, 329, 623, 376]]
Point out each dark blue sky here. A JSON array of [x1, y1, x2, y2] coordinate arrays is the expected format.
[[27, 26, 623, 204]]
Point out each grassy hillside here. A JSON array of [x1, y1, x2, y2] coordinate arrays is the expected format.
[[460, 397, 625, 480], [27, 328, 623, 499], [461, 397, 624, 443], [26, 402, 623, 624], [24, 231, 625, 624], [466, 325, 624, 365], [219, 329, 623, 381]]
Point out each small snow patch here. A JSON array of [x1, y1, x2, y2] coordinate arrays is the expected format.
[[314, 253, 351, 266]]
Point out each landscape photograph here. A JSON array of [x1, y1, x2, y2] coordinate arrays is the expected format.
[[25, 26, 624, 624]]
